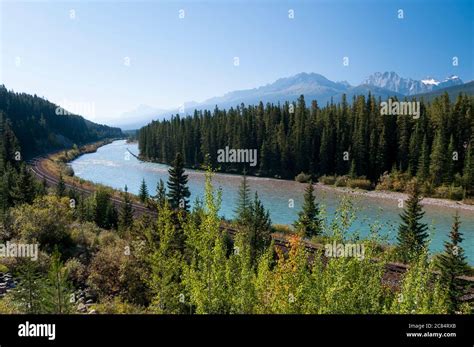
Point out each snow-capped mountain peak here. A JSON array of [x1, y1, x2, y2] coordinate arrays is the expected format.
[[421, 78, 440, 86], [364, 72, 463, 95]]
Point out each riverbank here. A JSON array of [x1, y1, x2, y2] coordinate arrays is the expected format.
[[138, 149, 474, 213], [316, 183, 474, 212]]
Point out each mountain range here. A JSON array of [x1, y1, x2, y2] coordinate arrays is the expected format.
[[115, 72, 470, 130]]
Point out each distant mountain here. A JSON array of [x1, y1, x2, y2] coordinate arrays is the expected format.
[[113, 104, 169, 130], [202, 73, 349, 107], [130, 71, 470, 128], [411, 81, 474, 102], [0, 85, 123, 158], [363, 71, 463, 95]]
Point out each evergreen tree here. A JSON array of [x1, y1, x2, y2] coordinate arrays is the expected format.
[[155, 179, 167, 208], [417, 135, 430, 181], [167, 152, 190, 211], [397, 180, 429, 263], [11, 163, 36, 205], [235, 173, 251, 224], [56, 173, 66, 197], [294, 182, 321, 238], [429, 130, 446, 186], [148, 201, 186, 313], [94, 188, 118, 229], [446, 135, 456, 183], [40, 249, 73, 314], [248, 192, 272, 261], [138, 178, 149, 203], [12, 260, 42, 313], [463, 136, 474, 197], [119, 185, 134, 231], [436, 212, 469, 313]]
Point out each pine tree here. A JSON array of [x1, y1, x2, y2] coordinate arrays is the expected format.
[[56, 173, 66, 197], [397, 180, 429, 263], [446, 135, 455, 183], [248, 192, 271, 261], [167, 152, 190, 211], [417, 135, 430, 181], [148, 201, 186, 313], [11, 163, 36, 205], [463, 137, 474, 197], [94, 188, 117, 229], [119, 185, 134, 231], [138, 178, 149, 203], [40, 249, 73, 314], [155, 179, 167, 208], [294, 182, 321, 238], [235, 173, 251, 224], [12, 260, 42, 313], [429, 130, 446, 186], [436, 212, 469, 313]]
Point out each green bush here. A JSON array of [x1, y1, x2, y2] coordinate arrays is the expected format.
[[335, 176, 349, 187], [272, 224, 294, 234], [295, 172, 311, 183], [434, 186, 450, 199], [0, 264, 8, 273], [347, 178, 372, 190], [449, 186, 464, 201], [319, 175, 336, 185]]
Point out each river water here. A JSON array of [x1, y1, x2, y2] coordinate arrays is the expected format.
[[71, 140, 474, 263]]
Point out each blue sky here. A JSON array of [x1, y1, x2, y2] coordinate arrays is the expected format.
[[0, 0, 473, 125]]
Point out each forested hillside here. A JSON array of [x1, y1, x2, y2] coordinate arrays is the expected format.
[[138, 93, 474, 197], [0, 85, 123, 158]]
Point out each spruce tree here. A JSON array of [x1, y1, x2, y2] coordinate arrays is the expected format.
[[155, 179, 167, 208], [13, 259, 42, 313], [417, 135, 430, 181], [138, 178, 149, 203], [294, 181, 321, 238], [463, 137, 474, 197], [40, 249, 73, 314], [429, 130, 446, 186], [167, 152, 190, 211], [235, 174, 251, 224], [436, 212, 469, 313], [11, 163, 36, 205], [120, 185, 134, 231], [397, 180, 429, 263], [56, 173, 66, 197], [446, 135, 455, 183], [248, 192, 271, 261]]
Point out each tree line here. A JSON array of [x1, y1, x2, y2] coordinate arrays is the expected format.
[[0, 85, 123, 158], [138, 93, 474, 197]]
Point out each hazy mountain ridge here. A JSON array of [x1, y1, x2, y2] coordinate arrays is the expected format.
[[120, 72, 471, 129]]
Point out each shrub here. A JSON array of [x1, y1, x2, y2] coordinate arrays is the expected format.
[[347, 178, 372, 190], [272, 224, 293, 234], [295, 172, 311, 183], [319, 175, 336, 185], [335, 176, 349, 187], [0, 264, 8, 273], [63, 165, 75, 177], [434, 186, 450, 199], [449, 186, 464, 201]]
